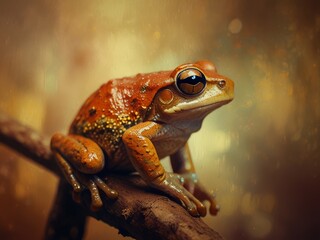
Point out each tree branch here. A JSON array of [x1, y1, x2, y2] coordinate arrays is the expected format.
[[0, 112, 223, 240]]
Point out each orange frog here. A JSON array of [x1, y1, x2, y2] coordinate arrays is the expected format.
[[51, 60, 234, 217]]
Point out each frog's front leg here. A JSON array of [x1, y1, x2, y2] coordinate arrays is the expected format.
[[51, 133, 118, 210], [170, 143, 220, 215], [122, 121, 206, 217]]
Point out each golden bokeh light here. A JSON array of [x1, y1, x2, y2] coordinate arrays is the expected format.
[[0, 1, 319, 239]]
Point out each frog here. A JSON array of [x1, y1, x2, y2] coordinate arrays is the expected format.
[[51, 60, 234, 217]]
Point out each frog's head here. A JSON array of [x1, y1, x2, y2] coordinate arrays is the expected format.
[[151, 60, 234, 122]]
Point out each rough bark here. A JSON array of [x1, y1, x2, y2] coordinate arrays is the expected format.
[[0, 112, 223, 240]]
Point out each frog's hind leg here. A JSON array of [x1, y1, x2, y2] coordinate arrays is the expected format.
[[51, 133, 118, 210], [53, 150, 105, 209]]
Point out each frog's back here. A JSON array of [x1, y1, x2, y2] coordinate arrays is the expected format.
[[69, 71, 173, 162]]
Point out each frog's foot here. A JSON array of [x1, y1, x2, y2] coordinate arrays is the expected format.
[[75, 173, 118, 211], [152, 172, 207, 217], [193, 181, 219, 215], [178, 172, 220, 215], [54, 152, 118, 210]]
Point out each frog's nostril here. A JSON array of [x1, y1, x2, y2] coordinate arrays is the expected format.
[[217, 80, 226, 89]]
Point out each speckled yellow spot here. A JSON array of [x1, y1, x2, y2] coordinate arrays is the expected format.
[[77, 111, 143, 153]]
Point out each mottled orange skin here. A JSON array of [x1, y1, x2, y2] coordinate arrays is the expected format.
[[69, 71, 173, 171], [51, 60, 234, 217]]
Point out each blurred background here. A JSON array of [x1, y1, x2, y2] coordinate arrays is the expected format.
[[0, 0, 319, 239]]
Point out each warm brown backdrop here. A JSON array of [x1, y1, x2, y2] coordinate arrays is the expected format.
[[0, 0, 319, 239]]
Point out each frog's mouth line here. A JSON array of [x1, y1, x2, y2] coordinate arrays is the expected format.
[[164, 98, 233, 114]]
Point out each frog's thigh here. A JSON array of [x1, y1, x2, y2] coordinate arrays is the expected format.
[[122, 122, 166, 183], [51, 133, 105, 174]]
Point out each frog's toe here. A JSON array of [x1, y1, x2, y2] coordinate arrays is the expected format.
[[186, 205, 200, 217], [54, 151, 82, 193], [209, 203, 220, 216], [70, 177, 82, 192], [197, 203, 207, 217], [184, 200, 206, 217], [93, 176, 118, 200], [178, 187, 206, 217], [185, 191, 207, 217], [75, 173, 103, 210], [86, 181, 104, 211]]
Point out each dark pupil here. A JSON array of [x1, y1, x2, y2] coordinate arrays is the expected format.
[[176, 69, 206, 95]]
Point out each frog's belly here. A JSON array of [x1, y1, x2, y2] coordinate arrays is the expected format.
[[103, 124, 190, 171], [104, 144, 134, 172], [153, 137, 187, 159], [105, 137, 187, 172]]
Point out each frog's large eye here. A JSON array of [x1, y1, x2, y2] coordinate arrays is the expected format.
[[176, 68, 206, 95]]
